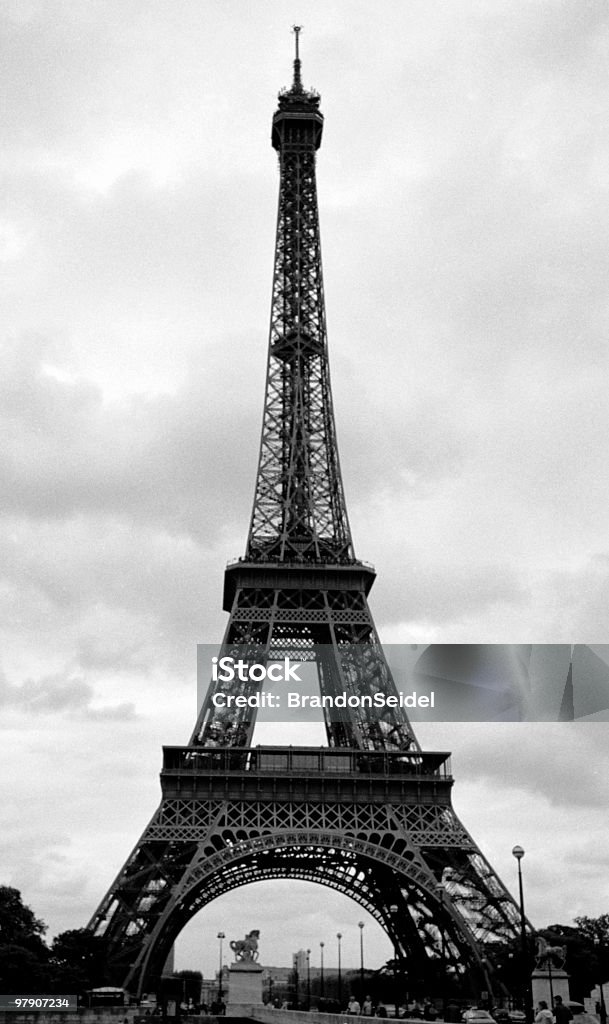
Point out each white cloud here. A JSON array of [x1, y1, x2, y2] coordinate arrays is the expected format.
[[0, 668, 136, 719]]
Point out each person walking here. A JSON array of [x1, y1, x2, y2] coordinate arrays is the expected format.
[[535, 1001, 554, 1024], [553, 997, 572, 1024]]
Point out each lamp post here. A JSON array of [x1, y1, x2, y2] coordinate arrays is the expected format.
[[389, 904, 400, 1019], [320, 941, 325, 998], [337, 933, 343, 1007], [293, 953, 300, 1010], [594, 936, 607, 1024], [512, 846, 531, 1024], [307, 949, 311, 1011], [435, 882, 447, 1022], [217, 932, 225, 1003], [359, 922, 365, 995]]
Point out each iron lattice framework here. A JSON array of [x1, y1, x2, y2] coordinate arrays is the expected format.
[[191, 42, 413, 754], [89, 38, 525, 998]]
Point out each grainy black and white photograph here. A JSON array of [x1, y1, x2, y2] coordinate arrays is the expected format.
[[1, 1, 608, 1020]]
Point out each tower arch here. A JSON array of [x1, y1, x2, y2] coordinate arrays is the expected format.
[[125, 829, 489, 995]]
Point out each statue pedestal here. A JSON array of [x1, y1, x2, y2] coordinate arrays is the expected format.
[[225, 961, 264, 1016], [531, 969, 570, 1006]]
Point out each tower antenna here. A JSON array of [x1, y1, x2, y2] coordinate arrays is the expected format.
[[291, 23, 303, 90]]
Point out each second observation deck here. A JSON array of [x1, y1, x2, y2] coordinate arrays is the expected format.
[[161, 746, 454, 806]]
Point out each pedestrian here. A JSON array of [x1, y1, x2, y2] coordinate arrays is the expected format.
[[348, 996, 362, 1015], [535, 1001, 553, 1024], [553, 997, 572, 1024], [362, 996, 374, 1016]]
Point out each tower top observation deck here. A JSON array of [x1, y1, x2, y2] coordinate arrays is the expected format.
[[273, 25, 323, 150]]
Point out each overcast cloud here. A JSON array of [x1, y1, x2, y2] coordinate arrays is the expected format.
[[1, 0, 608, 980]]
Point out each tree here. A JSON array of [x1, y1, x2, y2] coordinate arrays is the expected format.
[[0, 945, 50, 995], [538, 920, 608, 1002], [0, 886, 47, 951], [573, 916, 609, 1001], [573, 915, 609, 947], [0, 887, 49, 993], [482, 937, 522, 1002], [49, 929, 109, 994]]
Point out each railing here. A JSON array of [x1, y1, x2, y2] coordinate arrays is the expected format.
[[224, 558, 376, 571], [162, 745, 451, 779]]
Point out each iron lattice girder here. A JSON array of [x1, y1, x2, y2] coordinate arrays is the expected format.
[[248, 103, 352, 565], [194, 577, 416, 751], [193, 73, 417, 750], [90, 748, 522, 994]]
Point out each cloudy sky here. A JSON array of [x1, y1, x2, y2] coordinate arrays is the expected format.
[[1, 0, 609, 983]]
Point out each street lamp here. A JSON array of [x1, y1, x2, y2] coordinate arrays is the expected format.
[[293, 953, 300, 1009], [389, 904, 400, 1019], [547, 949, 554, 1008], [217, 932, 225, 1002], [359, 922, 365, 994], [594, 936, 607, 1024], [320, 941, 325, 998], [512, 846, 532, 1024], [307, 949, 311, 1011], [337, 933, 343, 1007], [435, 882, 448, 1022]]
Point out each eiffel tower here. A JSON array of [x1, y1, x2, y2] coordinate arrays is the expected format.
[[90, 31, 524, 997]]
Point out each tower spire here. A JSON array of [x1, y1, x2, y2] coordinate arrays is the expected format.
[[292, 24, 303, 91]]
